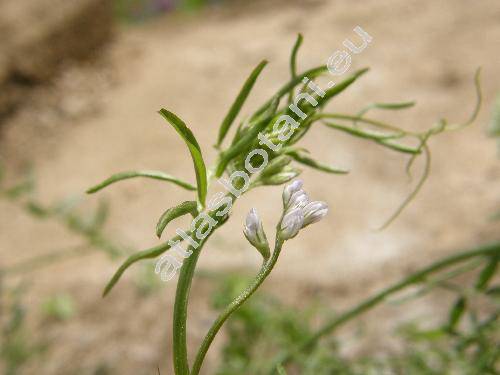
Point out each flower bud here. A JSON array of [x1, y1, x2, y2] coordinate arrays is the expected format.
[[302, 201, 328, 227], [287, 189, 309, 211], [282, 179, 303, 209], [279, 207, 304, 240], [243, 208, 270, 259]]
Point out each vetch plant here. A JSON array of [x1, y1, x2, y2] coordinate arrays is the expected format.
[[87, 34, 482, 374]]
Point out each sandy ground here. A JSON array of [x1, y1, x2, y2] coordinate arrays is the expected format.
[[1, 0, 500, 374]]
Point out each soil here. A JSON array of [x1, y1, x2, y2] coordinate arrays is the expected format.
[[1, 0, 499, 374]]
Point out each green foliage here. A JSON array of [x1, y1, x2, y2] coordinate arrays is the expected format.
[[210, 273, 329, 375], [212, 268, 500, 375]]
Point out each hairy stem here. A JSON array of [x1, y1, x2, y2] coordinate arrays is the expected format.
[[267, 241, 500, 372], [191, 238, 284, 375]]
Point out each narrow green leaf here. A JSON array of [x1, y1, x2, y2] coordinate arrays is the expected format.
[[230, 118, 250, 146], [156, 201, 198, 238], [322, 121, 420, 154], [377, 139, 421, 154], [102, 234, 185, 297], [358, 101, 415, 118], [372, 101, 416, 110], [322, 121, 397, 141], [315, 68, 369, 108], [86, 170, 196, 194], [284, 149, 349, 174], [259, 166, 301, 186], [288, 34, 303, 104], [447, 297, 466, 331], [260, 155, 292, 177], [216, 60, 268, 147], [475, 255, 498, 291], [159, 109, 208, 206], [378, 140, 431, 230], [216, 97, 279, 176], [254, 65, 328, 117]]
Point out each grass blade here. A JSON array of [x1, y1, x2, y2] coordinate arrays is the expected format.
[[159, 109, 208, 207], [216, 60, 268, 147], [86, 170, 196, 194]]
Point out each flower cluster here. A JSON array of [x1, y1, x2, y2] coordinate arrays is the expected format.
[[243, 180, 329, 254], [280, 180, 328, 240]]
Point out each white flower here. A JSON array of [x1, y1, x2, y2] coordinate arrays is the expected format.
[[243, 208, 270, 258], [279, 181, 329, 241], [302, 201, 328, 227], [279, 207, 304, 240], [287, 189, 309, 211], [282, 180, 303, 209]]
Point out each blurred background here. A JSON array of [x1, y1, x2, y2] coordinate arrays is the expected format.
[[0, 0, 499, 374]]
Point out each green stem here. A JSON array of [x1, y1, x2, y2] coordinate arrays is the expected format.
[[191, 238, 284, 375], [267, 241, 500, 373], [172, 208, 232, 374], [172, 242, 202, 375]]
